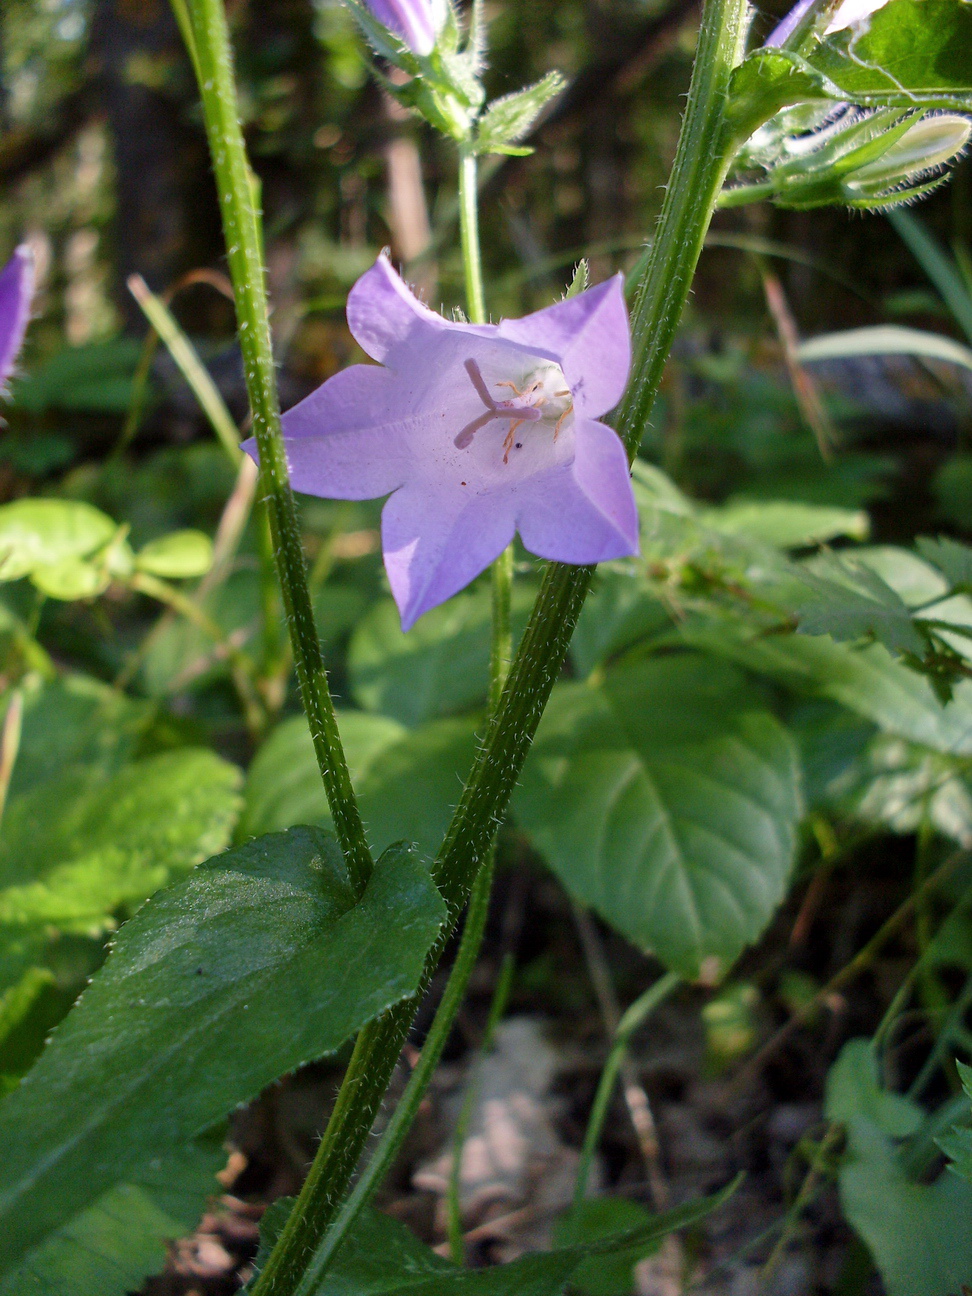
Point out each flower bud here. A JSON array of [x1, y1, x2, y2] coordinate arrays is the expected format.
[[843, 114, 972, 197], [361, 0, 443, 56]]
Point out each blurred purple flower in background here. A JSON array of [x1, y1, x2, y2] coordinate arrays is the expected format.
[[0, 246, 34, 390], [363, 0, 440, 55], [251, 256, 638, 630]]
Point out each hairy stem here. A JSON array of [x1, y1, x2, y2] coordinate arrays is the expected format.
[[250, 0, 747, 1286], [178, 0, 372, 893]]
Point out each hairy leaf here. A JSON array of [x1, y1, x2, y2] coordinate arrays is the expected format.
[[0, 827, 445, 1274]]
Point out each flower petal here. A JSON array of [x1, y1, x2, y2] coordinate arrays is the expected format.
[[382, 480, 515, 629], [0, 246, 34, 389], [515, 418, 638, 563], [366, 0, 437, 53], [496, 274, 630, 418], [347, 256, 446, 364]]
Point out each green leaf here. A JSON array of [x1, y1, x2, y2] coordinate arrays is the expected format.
[[349, 588, 532, 726], [0, 827, 445, 1277], [700, 499, 869, 548], [255, 1183, 737, 1295], [242, 711, 478, 861], [11, 674, 151, 799], [788, 550, 925, 655], [135, 530, 214, 579], [241, 711, 407, 839], [729, 0, 972, 141], [680, 622, 972, 755], [937, 1061, 972, 1183], [851, 546, 948, 607], [550, 1198, 658, 1296], [0, 1136, 222, 1296], [30, 559, 109, 601], [570, 568, 671, 678], [810, 0, 972, 111], [0, 500, 116, 582], [10, 340, 147, 416], [0, 748, 242, 939], [475, 72, 565, 155], [514, 655, 802, 977], [797, 324, 972, 375], [826, 1039, 972, 1296], [916, 537, 972, 594], [0, 968, 54, 1051]]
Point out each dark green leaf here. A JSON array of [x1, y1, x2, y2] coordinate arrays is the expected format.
[[826, 1040, 972, 1296], [514, 656, 802, 977], [916, 536, 972, 594], [10, 340, 147, 415], [242, 712, 478, 861], [790, 550, 924, 655], [0, 1136, 222, 1296], [349, 588, 532, 726], [551, 1198, 658, 1296], [0, 828, 445, 1276], [256, 1182, 737, 1294]]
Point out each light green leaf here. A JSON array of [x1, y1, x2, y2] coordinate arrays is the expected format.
[[0, 748, 242, 938], [851, 546, 948, 607], [11, 674, 151, 799], [135, 530, 214, 579], [0, 500, 116, 582], [475, 72, 565, 155], [30, 559, 109, 601], [826, 1039, 972, 1296], [701, 499, 869, 548], [514, 655, 802, 977], [242, 711, 478, 861], [680, 622, 972, 755], [0, 1137, 222, 1296], [241, 711, 407, 839], [0, 828, 446, 1277], [797, 325, 972, 374], [349, 588, 532, 726]]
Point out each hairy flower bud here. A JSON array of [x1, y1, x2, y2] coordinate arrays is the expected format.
[[360, 0, 443, 56]]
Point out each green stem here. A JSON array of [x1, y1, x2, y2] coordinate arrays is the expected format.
[[287, 856, 496, 1296], [573, 971, 680, 1206], [251, 0, 746, 1286], [178, 0, 371, 893], [458, 149, 487, 325]]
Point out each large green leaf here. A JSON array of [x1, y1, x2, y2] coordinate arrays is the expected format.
[[10, 674, 151, 799], [0, 500, 116, 582], [0, 827, 445, 1276], [0, 1136, 222, 1296], [0, 748, 242, 942], [255, 1183, 736, 1295], [243, 712, 478, 860], [514, 655, 802, 977], [681, 622, 972, 755], [826, 1039, 972, 1296], [349, 588, 532, 726]]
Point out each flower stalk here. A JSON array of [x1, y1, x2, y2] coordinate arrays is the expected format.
[[248, 0, 749, 1288], [176, 0, 373, 895]]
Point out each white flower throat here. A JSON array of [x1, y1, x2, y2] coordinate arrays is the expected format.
[[455, 357, 574, 463]]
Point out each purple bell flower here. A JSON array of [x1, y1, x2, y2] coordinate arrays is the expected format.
[[363, 0, 439, 55], [250, 256, 638, 631], [0, 246, 34, 390]]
